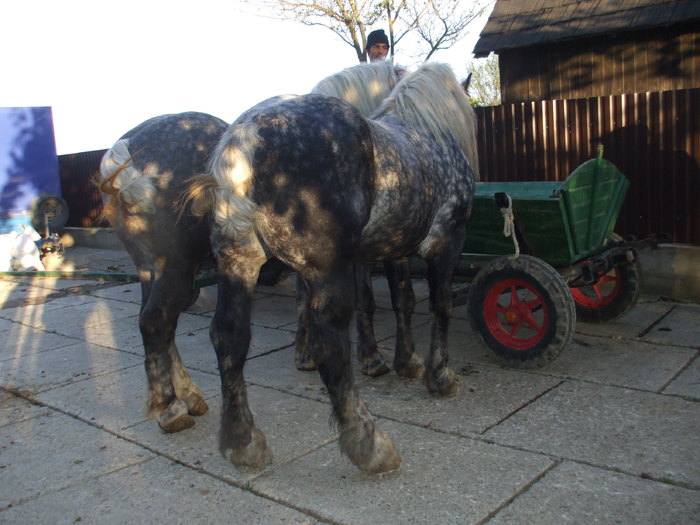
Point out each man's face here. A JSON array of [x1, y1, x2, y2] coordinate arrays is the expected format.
[[368, 43, 389, 62]]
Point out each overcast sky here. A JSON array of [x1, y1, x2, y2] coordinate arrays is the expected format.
[[2, 0, 491, 154]]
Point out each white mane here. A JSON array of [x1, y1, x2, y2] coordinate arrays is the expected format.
[[372, 62, 480, 180], [311, 61, 399, 117]]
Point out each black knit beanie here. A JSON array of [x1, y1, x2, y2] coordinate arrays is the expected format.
[[366, 29, 389, 51]]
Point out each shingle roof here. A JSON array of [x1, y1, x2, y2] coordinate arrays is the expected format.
[[473, 0, 700, 57]]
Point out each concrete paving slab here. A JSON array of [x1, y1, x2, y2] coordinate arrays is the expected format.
[[57, 245, 137, 274], [11, 276, 107, 291], [0, 390, 52, 427], [0, 296, 141, 332], [1, 247, 698, 524], [163, 329, 218, 373], [89, 281, 141, 303], [187, 284, 218, 313], [59, 315, 146, 353], [251, 293, 300, 329], [484, 381, 700, 488], [58, 315, 202, 352], [488, 460, 700, 524], [244, 347, 371, 403], [162, 311, 213, 333], [251, 419, 555, 525], [663, 354, 700, 400], [1, 291, 102, 315], [349, 308, 432, 346], [637, 303, 700, 348], [0, 279, 54, 306], [359, 365, 561, 435], [380, 316, 501, 368], [575, 299, 674, 339], [33, 365, 219, 432], [0, 456, 317, 525], [0, 341, 142, 394], [0, 317, 12, 332], [531, 333, 697, 391], [0, 411, 153, 509], [175, 324, 296, 375], [1, 323, 79, 361], [121, 385, 338, 486]]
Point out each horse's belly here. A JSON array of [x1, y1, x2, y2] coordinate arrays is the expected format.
[[358, 214, 431, 262]]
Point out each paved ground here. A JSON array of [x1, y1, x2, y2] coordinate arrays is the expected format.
[[1, 247, 699, 524]]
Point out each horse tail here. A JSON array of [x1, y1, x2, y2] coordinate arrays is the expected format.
[[206, 123, 259, 241], [179, 174, 218, 220], [98, 139, 157, 214]]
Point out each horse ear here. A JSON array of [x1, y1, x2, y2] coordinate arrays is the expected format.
[[461, 73, 472, 93]]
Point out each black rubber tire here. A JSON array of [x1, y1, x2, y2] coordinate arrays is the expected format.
[[571, 258, 642, 323], [30, 194, 69, 232], [467, 254, 576, 368]]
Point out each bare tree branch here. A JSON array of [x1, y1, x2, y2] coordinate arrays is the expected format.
[[238, 0, 491, 64]]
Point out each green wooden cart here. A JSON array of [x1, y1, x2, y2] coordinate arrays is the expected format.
[[459, 149, 656, 368]]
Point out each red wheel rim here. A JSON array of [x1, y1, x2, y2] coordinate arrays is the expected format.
[[483, 278, 550, 350], [571, 267, 621, 308]]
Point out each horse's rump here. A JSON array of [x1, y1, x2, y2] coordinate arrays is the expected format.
[[210, 95, 375, 262], [99, 112, 228, 218]]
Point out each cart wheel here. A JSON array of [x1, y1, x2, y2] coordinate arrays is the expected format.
[[570, 259, 641, 323], [30, 194, 69, 231], [467, 255, 576, 368]]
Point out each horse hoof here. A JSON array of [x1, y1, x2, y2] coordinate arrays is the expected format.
[[356, 429, 402, 474], [184, 393, 209, 416], [295, 352, 317, 371], [394, 352, 425, 379], [157, 399, 196, 433], [221, 426, 273, 469], [425, 367, 459, 397], [361, 356, 390, 377]]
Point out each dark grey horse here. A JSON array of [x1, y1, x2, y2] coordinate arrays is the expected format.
[[99, 112, 228, 431], [98, 62, 403, 435], [197, 63, 479, 473]]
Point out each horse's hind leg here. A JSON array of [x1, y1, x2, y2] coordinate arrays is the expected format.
[[307, 267, 401, 473], [294, 274, 316, 371], [423, 228, 465, 396], [211, 241, 272, 469], [355, 263, 389, 377], [384, 260, 424, 378], [140, 267, 208, 432]]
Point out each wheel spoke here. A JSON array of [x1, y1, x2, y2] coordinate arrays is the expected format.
[[508, 284, 520, 306], [508, 317, 525, 337], [522, 309, 542, 331], [590, 283, 604, 300]]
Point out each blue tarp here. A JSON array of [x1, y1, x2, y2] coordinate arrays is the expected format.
[[0, 107, 61, 233]]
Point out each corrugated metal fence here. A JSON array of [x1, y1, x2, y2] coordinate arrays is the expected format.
[[474, 88, 700, 246], [58, 149, 108, 227], [58, 88, 699, 246]]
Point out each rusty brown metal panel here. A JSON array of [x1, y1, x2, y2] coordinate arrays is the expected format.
[[474, 88, 700, 245], [57, 149, 107, 227]]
